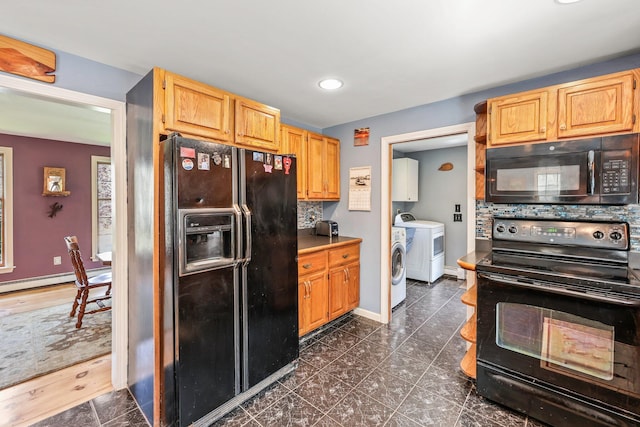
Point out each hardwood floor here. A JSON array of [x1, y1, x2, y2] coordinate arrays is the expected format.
[[0, 355, 112, 427], [0, 282, 77, 315], [0, 284, 113, 427]]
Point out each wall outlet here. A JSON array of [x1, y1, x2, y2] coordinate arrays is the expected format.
[[453, 213, 462, 222], [53, 256, 62, 265]]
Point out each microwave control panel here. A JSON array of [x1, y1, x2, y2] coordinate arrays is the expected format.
[[602, 156, 630, 194]]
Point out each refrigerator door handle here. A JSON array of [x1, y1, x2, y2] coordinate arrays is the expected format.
[[241, 204, 252, 265], [233, 205, 243, 261]]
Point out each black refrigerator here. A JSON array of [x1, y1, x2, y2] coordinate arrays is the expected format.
[[163, 134, 299, 426]]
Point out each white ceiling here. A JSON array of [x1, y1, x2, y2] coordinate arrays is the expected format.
[[1, 0, 640, 143], [0, 88, 112, 146]]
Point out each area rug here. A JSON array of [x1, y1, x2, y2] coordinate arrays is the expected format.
[[0, 303, 111, 390]]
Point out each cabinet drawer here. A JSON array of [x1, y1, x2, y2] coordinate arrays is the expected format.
[[329, 244, 360, 267], [298, 251, 327, 275]]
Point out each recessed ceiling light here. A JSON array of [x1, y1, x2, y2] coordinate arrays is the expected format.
[[555, 0, 582, 4], [318, 78, 343, 90]]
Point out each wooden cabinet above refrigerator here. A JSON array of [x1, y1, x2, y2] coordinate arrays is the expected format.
[[159, 68, 281, 152]]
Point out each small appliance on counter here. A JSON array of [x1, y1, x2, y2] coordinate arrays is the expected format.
[[316, 220, 339, 236]]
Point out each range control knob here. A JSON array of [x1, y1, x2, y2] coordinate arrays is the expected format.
[[508, 225, 518, 234], [593, 231, 605, 240], [610, 231, 623, 241], [496, 224, 506, 233]]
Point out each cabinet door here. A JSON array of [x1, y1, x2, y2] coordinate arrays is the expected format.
[[346, 261, 360, 311], [324, 137, 341, 200], [235, 97, 281, 152], [307, 132, 326, 199], [328, 266, 348, 320], [298, 280, 308, 336], [557, 72, 635, 138], [488, 89, 548, 146], [281, 125, 307, 199], [392, 158, 419, 202], [164, 72, 231, 141], [306, 271, 329, 332]]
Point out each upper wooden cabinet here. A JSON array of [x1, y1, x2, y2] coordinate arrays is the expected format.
[[307, 132, 340, 200], [487, 68, 639, 147], [324, 137, 341, 200], [161, 70, 282, 152], [281, 124, 307, 199], [557, 72, 635, 138], [235, 97, 281, 152], [307, 132, 325, 199], [163, 71, 232, 142], [488, 89, 549, 146]]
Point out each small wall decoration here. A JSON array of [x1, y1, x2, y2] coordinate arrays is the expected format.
[[43, 167, 70, 196], [0, 34, 56, 83], [47, 202, 64, 218], [438, 162, 454, 171], [354, 127, 370, 146], [348, 166, 372, 211]]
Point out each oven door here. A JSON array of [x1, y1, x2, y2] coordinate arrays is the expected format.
[[476, 272, 640, 425], [486, 137, 600, 204]]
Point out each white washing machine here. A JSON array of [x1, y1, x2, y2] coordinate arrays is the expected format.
[[394, 212, 445, 283], [391, 227, 407, 308]]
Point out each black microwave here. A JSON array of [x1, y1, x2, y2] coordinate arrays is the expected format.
[[485, 133, 639, 205]]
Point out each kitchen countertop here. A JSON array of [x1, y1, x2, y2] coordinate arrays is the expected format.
[[457, 251, 489, 271], [298, 234, 362, 254]]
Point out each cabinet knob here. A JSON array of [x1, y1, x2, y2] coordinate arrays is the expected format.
[[540, 126, 546, 132], [303, 263, 312, 269], [559, 124, 566, 130], [342, 254, 349, 259]]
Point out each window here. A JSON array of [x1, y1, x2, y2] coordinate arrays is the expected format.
[[0, 147, 14, 274], [91, 156, 112, 259]]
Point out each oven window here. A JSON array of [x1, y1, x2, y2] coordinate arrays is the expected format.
[[496, 165, 580, 193], [496, 303, 614, 380]]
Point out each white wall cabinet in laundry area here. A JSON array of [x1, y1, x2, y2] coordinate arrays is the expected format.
[[392, 158, 419, 202]]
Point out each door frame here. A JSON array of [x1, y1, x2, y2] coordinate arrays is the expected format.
[[0, 74, 128, 389], [380, 122, 476, 323]]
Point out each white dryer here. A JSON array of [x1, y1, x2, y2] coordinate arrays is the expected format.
[[391, 227, 407, 308], [394, 212, 444, 283]]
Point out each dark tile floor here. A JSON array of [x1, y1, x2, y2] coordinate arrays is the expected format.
[[32, 388, 149, 427], [37, 277, 548, 426]]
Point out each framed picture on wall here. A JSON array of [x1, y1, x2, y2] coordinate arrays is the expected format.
[[43, 166, 70, 196]]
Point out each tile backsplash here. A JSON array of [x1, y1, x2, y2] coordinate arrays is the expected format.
[[297, 201, 323, 229], [476, 201, 640, 251]]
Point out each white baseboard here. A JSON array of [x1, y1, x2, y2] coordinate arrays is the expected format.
[[353, 307, 385, 324], [0, 269, 109, 293], [445, 265, 466, 280]]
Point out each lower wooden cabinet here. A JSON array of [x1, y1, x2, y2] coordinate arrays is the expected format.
[[299, 270, 329, 335], [298, 240, 361, 336]]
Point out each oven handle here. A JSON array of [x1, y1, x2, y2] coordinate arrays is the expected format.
[[587, 149, 595, 195], [477, 272, 640, 307]]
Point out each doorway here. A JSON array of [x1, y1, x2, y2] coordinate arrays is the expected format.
[[380, 122, 476, 323], [0, 73, 127, 389]]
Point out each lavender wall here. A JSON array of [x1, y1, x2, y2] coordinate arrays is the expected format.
[[0, 133, 110, 283]]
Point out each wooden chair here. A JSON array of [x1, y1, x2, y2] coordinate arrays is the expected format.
[[64, 236, 112, 328]]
